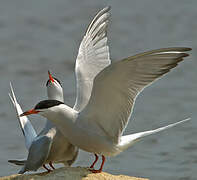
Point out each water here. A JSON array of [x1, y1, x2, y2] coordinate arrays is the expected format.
[[0, 0, 196, 179]]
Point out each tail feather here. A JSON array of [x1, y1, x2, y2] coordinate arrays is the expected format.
[[118, 118, 191, 153], [8, 159, 26, 166]]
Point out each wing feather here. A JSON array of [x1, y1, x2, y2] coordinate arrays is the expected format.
[[24, 136, 52, 172], [74, 7, 111, 111], [78, 48, 191, 143], [9, 83, 37, 150]]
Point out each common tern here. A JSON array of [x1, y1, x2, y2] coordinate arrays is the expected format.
[[20, 7, 191, 173], [9, 72, 78, 173]]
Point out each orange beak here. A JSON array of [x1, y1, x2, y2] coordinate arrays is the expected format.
[[20, 109, 40, 117], [48, 70, 55, 83]]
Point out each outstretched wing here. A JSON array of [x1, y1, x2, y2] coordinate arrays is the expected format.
[[9, 83, 37, 150], [74, 6, 111, 111], [78, 47, 191, 143]]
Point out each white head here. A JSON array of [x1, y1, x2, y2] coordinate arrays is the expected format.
[[47, 71, 64, 102]]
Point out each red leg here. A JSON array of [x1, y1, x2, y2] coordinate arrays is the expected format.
[[43, 164, 52, 173], [90, 155, 106, 173], [49, 161, 55, 170], [90, 154, 99, 169]]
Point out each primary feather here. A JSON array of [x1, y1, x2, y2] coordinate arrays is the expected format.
[[9, 83, 37, 150], [79, 48, 191, 143], [74, 6, 111, 111]]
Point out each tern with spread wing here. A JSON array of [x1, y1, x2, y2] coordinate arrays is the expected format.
[[20, 7, 191, 173], [9, 72, 78, 173]]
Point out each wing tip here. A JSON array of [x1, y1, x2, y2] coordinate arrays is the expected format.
[[181, 47, 192, 51], [161, 47, 192, 52], [86, 6, 111, 34], [104, 6, 111, 11], [9, 82, 18, 103]]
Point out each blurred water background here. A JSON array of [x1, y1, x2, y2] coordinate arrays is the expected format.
[[0, 0, 196, 180]]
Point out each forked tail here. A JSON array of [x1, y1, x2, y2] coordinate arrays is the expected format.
[[118, 118, 190, 152]]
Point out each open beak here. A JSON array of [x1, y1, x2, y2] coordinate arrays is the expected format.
[[20, 109, 40, 117], [48, 70, 55, 83]]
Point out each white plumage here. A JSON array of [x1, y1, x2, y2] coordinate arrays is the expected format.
[[20, 7, 192, 173]]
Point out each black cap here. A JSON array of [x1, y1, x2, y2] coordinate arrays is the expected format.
[[35, 100, 64, 110]]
